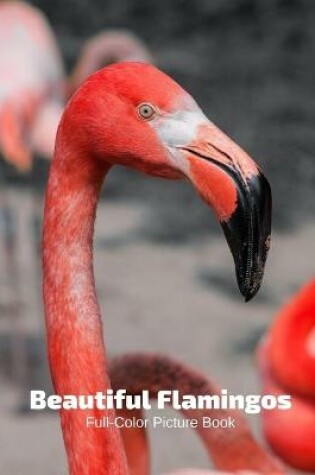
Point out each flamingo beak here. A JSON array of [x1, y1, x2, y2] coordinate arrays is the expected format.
[[179, 122, 272, 301]]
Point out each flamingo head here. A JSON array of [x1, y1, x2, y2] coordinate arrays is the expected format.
[[64, 63, 272, 301]]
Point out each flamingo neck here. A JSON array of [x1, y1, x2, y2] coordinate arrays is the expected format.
[[110, 354, 283, 474], [43, 147, 128, 474]]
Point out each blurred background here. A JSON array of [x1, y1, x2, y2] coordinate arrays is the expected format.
[[0, 0, 314, 473]]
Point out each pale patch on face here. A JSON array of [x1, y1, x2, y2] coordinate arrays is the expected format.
[[147, 98, 258, 188], [148, 104, 208, 175], [305, 327, 315, 359]]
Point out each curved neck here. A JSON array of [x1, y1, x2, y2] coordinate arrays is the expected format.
[[43, 145, 128, 474], [110, 354, 283, 474]]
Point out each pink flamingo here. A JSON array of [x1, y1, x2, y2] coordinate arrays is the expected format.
[[43, 62, 272, 474], [257, 280, 315, 472], [0, 1, 64, 170], [109, 353, 284, 475]]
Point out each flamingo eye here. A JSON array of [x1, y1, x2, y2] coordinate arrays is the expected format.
[[138, 103, 156, 120]]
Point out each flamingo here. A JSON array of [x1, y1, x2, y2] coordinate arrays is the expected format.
[[43, 62, 272, 474], [109, 353, 284, 475], [0, 1, 64, 170], [68, 30, 153, 97], [0, 0, 65, 270], [257, 280, 315, 472]]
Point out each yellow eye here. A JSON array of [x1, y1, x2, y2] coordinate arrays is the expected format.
[[138, 103, 156, 120]]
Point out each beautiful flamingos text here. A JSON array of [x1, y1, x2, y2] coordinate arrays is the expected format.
[[30, 389, 291, 415]]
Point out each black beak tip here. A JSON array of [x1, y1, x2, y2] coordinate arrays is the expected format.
[[235, 228, 271, 302], [244, 290, 255, 302], [236, 260, 265, 302], [220, 170, 272, 302], [241, 281, 262, 303]]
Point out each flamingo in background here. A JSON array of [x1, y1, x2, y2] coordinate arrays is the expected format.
[[109, 353, 283, 475], [68, 29, 153, 97], [0, 1, 65, 170], [43, 62, 272, 473], [257, 279, 315, 472]]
